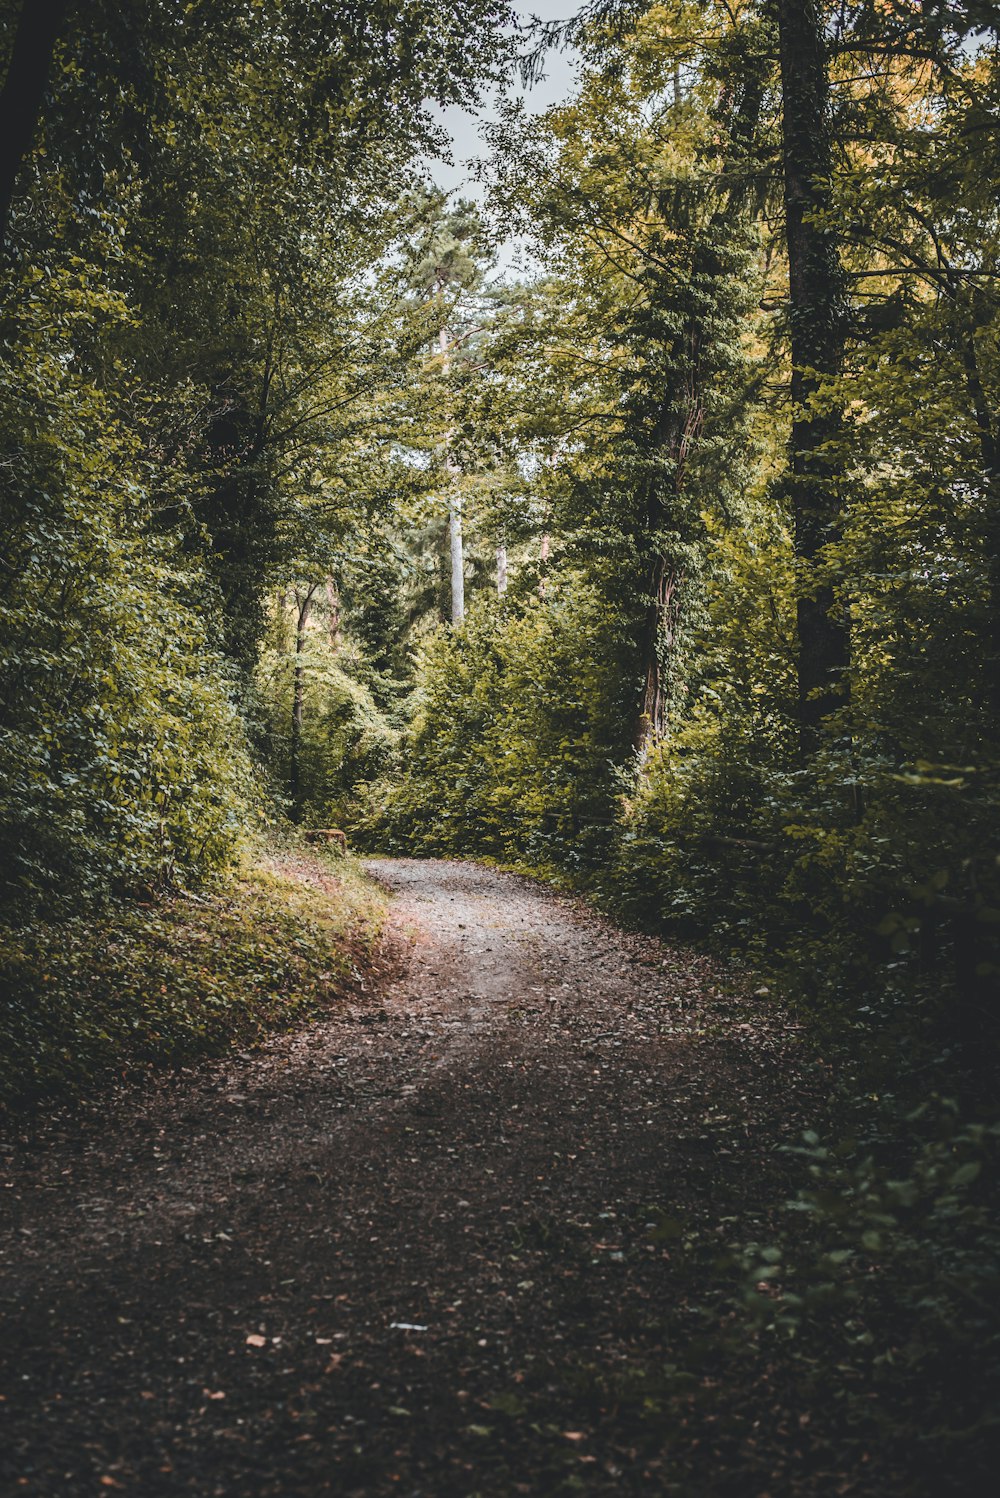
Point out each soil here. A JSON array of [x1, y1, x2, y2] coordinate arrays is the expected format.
[[0, 858, 823, 1496]]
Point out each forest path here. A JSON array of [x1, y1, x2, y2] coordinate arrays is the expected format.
[[1, 858, 815, 1497]]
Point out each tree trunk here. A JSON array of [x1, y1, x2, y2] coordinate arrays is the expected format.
[[634, 560, 683, 754], [438, 325, 465, 627], [496, 542, 508, 597], [631, 62, 764, 757], [955, 313, 1000, 716], [632, 382, 700, 756], [325, 579, 341, 648], [775, 0, 850, 752], [539, 531, 550, 599], [289, 584, 317, 821], [448, 491, 465, 626], [0, 0, 70, 254], [197, 393, 276, 672]]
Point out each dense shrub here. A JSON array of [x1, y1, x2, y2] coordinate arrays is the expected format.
[[0, 262, 254, 915], [358, 582, 636, 871]]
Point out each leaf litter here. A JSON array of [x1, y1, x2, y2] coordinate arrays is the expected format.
[[0, 857, 846, 1495]]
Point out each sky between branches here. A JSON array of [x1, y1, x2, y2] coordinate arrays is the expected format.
[[426, 3, 580, 276]]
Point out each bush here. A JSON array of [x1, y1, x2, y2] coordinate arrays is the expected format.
[[0, 262, 255, 914], [358, 581, 635, 869]]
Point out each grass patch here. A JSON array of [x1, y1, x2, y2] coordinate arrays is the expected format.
[[0, 844, 387, 1117]]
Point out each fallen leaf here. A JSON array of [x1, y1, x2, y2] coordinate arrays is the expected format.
[[245, 1334, 267, 1347]]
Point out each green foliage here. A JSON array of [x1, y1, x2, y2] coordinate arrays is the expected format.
[[0, 254, 254, 913], [0, 847, 385, 1116], [348, 2, 1000, 1033], [0, 0, 512, 915], [359, 583, 635, 871], [257, 589, 400, 828], [742, 1102, 1000, 1486], [0, 1, 997, 1477]]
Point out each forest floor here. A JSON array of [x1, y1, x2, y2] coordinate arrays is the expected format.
[[1, 858, 873, 1496]]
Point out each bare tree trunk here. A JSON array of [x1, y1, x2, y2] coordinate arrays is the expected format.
[[324, 579, 341, 649], [439, 326, 465, 627], [775, 0, 850, 752], [289, 584, 318, 821], [448, 489, 465, 626], [496, 541, 508, 597], [539, 531, 550, 599], [0, 0, 70, 255]]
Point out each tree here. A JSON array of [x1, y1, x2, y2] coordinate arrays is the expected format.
[[404, 193, 494, 627], [773, 0, 851, 751], [488, 1, 771, 752], [0, 1, 513, 908]]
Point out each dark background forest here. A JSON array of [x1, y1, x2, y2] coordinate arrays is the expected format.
[[1, 0, 999, 1490]]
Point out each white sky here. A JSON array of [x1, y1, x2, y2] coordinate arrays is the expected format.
[[424, 4, 582, 274]]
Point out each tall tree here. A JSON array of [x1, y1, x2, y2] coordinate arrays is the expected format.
[[491, 2, 771, 752], [405, 194, 493, 628], [774, 0, 851, 750]]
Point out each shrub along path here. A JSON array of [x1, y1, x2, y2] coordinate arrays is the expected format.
[[1, 858, 850, 1495]]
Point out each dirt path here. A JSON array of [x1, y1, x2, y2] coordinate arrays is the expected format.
[[1, 859, 815, 1496]]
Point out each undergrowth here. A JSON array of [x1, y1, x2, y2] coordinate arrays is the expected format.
[[0, 845, 386, 1118]]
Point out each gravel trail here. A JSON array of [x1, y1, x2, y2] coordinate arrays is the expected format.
[[0, 858, 811, 1496]]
